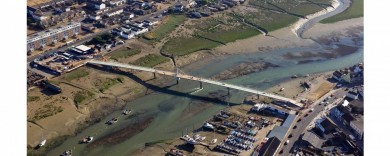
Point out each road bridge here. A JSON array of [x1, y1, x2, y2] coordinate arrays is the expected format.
[[87, 60, 302, 107]]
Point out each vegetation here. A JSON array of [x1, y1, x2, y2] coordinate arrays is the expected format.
[[321, 0, 363, 23], [97, 78, 122, 92], [74, 90, 94, 106], [110, 48, 141, 61], [64, 68, 89, 81], [142, 15, 187, 43], [27, 96, 40, 102], [87, 33, 115, 45], [162, 16, 260, 56], [133, 54, 170, 67], [32, 104, 64, 120]]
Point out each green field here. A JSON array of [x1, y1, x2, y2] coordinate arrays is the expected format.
[[64, 68, 89, 81], [110, 48, 141, 61], [97, 78, 123, 92], [133, 54, 170, 67], [162, 15, 260, 56], [74, 90, 94, 107], [320, 0, 363, 23], [142, 15, 187, 43], [244, 0, 333, 32]]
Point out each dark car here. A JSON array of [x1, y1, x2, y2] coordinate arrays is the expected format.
[[297, 118, 302, 122], [288, 134, 293, 138], [304, 114, 309, 117], [279, 149, 283, 154], [293, 125, 297, 129]]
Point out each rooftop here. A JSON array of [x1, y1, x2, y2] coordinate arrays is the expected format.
[[258, 137, 281, 156], [351, 116, 364, 131], [302, 131, 325, 149], [266, 126, 288, 140], [75, 45, 91, 52]]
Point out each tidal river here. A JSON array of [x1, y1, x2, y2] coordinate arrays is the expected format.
[[48, 32, 363, 155]]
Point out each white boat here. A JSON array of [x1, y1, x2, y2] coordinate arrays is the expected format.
[[122, 109, 132, 115], [211, 138, 217, 144], [80, 136, 93, 144], [38, 139, 46, 147], [60, 150, 72, 156], [186, 138, 197, 145], [203, 122, 214, 130], [106, 118, 118, 125]]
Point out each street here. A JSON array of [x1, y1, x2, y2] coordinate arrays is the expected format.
[[280, 87, 347, 156]]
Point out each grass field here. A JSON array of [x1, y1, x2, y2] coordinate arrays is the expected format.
[[64, 68, 89, 81], [74, 90, 94, 107], [110, 48, 141, 61], [133, 54, 170, 67], [307, 82, 335, 101], [142, 15, 187, 43], [27, 96, 40, 102], [97, 78, 123, 92], [32, 104, 64, 121], [320, 0, 363, 23], [162, 15, 260, 56], [243, 0, 332, 32]]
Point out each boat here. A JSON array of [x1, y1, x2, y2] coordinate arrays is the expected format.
[[211, 138, 217, 144], [291, 75, 298, 78], [106, 118, 118, 125], [186, 138, 197, 145], [203, 122, 215, 130], [38, 139, 46, 147], [60, 150, 72, 156], [122, 109, 132, 115], [80, 136, 93, 144]]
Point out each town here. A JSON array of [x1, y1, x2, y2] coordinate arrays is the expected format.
[[25, 0, 364, 156]]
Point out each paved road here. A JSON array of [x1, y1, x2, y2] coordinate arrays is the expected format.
[[279, 87, 346, 155], [26, 9, 168, 63]]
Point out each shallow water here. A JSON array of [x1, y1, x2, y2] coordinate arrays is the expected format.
[[48, 32, 363, 156]]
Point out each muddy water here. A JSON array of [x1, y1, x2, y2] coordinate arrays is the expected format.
[[48, 32, 363, 156]]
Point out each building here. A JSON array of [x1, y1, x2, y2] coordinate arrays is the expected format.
[[257, 137, 281, 156], [315, 117, 337, 135], [346, 90, 359, 100], [87, 1, 106, 10], [120, 32, 135, 39], [27, 22, 81, 52], [70, 45, 93, 55], [105, 8, 124, 17], [109, 0, 126, 6], [350, 116, 363, 140], [301, 131, 325, 150]]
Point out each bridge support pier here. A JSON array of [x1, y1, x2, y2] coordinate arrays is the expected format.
[[199, 81, 203, 89], [227, 88, 230, 96], [153, 73, 156, 79]]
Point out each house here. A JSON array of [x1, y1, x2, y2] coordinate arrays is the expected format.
[[112, 28, 123, 35], [173, 4, 184, 12], [331, 101, 351, 122], [349, 100, 363, 115], [105, 8, 124, 17], [301, 131, 325, 150], [120, 32, 135, 39], [346, 90, 359, 100], [121, 25, 132, 32], [109, 0, 126, 6], [341, 113, 355, 127], [70, 45, 92, 55], [89, 14, 101, 20], [87, 1, 106, 10], [315, 117, 337, 135], [350, 116, 363, 140], [332, 71, 343, 82], [143, 19, 159, 26], [190, 11, 202, 18], [257, 137, 281, 156]]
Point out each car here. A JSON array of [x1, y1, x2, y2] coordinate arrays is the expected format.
[[309, 108, 314, 112], [293, 125, 297, 129], [284, 140, 290, 145], [297, 118, 301, 122], [288, 134, 293, 138], [304, 114, 309, 117], [279, 149, 284, 154]]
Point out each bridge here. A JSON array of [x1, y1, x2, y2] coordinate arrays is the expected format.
[[87, 60, 302, 107]]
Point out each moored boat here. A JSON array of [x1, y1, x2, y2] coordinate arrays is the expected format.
[[79, 136, 93, 144], [106, 118, 118, 125]]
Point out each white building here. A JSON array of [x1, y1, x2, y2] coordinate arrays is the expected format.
[[109, 0, 126, 6], [106, 8, 124, 17], [88, 1, 106, 10], [89, 14, 101, 20], [120, 32, 134, 39]]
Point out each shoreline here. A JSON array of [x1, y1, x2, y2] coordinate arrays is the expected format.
[[29, 13, 364, 154]]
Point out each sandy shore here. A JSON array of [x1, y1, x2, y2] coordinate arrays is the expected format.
[[213, 16, 363, 55]]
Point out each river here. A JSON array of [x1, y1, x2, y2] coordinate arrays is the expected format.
[[48, 26, 363, 156]]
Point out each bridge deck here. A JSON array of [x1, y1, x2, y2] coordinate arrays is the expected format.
[[87, 60, 301, 107]]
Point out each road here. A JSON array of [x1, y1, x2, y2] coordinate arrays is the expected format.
[[279, 87, 347, 155], [26, 9, 169, 63]]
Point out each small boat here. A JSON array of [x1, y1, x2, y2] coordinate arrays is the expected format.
[[211, 138, 217, 144], [38, 139, 46, 147], [186, 138, 197, 145], [106, 118, 118, 125], [122, 109, 132, 115], [80, 136, 93, 144], [203, 122, 215, 130], [60, 150, 72, 156]]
